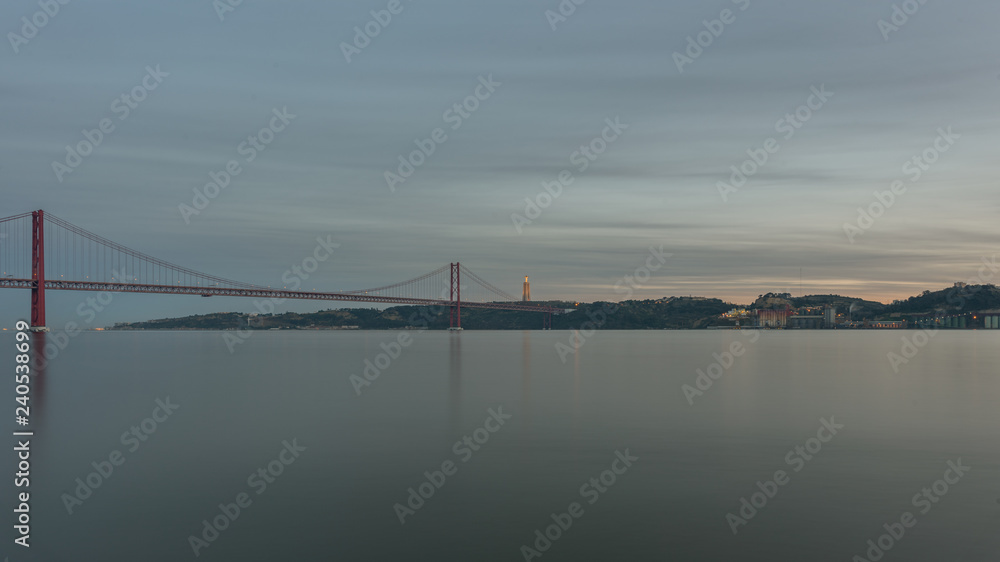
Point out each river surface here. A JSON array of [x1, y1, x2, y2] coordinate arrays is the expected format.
[[2, 330, 999, 561]]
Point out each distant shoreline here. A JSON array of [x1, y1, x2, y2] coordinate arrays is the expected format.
[[99, 284, 1000, 332]]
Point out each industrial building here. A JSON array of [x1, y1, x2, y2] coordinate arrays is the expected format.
[[788, 316, 823, 329], [915, 310, 1000, 329], [756, 307, 792, 328]]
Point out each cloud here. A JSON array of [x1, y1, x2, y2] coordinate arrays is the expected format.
[[1, 0, 998, 323]]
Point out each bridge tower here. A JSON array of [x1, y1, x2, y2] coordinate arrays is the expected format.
[[522, 276, 531, 302], [449, 262, 461, 330], [30, 210, 47, 331]]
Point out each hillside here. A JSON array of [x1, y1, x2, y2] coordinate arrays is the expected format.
[[108, 285, 1000, 331], [883, 284, 1000, 315], [111, 297, 735, 331]]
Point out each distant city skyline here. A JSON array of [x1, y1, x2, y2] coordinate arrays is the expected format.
[[2, 0, 998, 325]]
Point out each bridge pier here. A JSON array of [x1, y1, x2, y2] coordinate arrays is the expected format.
[[30, 210, 47, 332]]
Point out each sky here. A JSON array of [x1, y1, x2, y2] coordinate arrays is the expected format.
[[1, 0, 998, 326]]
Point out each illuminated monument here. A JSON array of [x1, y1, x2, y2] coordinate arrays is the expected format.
[[522, 276, 531, 302]]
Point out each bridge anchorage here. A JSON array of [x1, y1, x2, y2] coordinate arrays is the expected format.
[[0, 210, 561, 331]]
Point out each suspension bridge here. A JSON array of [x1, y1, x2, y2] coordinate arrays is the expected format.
[[0, 210, 560, 331]]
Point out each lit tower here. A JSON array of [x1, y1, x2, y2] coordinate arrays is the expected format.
[[522, 276, 531, 302]]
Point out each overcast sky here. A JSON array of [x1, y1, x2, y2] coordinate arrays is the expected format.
[[2, 0, 998, 325]]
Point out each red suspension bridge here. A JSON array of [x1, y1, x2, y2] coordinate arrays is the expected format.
[[0, 210, 560, 331]]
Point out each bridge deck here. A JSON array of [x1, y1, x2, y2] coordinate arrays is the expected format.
[[1, 278, 561, 315]]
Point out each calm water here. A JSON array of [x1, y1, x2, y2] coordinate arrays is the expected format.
[[2, 330, 999, 561]]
